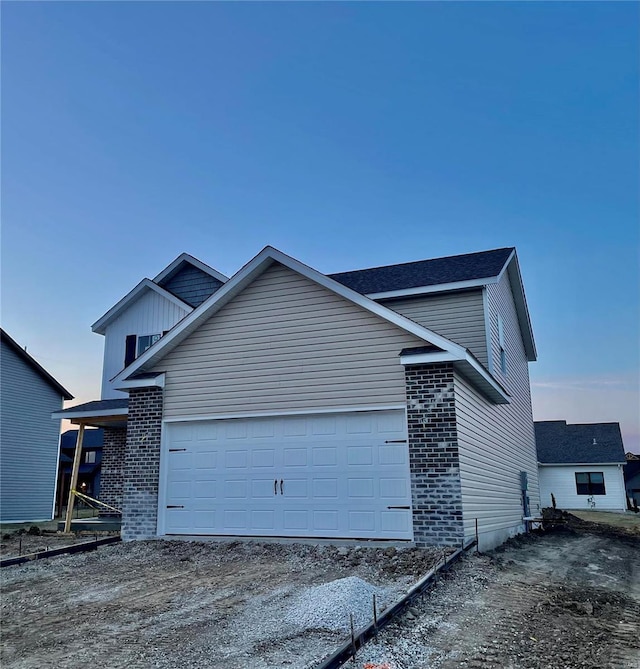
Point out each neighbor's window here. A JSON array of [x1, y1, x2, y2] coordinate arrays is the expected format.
[[85, 451, 96, 464], [575, 472, 606, 495], [137, 333, 161, 357]]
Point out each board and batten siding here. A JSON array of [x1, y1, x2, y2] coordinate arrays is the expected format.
[[101, 289, 190, 399], [454, 272, 540, 550], [380, 290, 488, 366], [0, 340, 65, 522], [538, 465, 627, 512], [156, 262, 428, 417]]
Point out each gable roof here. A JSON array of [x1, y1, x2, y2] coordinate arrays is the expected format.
[[331, 247, 536, 362], [91, 254, 228, 335], [535, 420, 626, 465], [330, 248, 514, 295], [114, 246, 509, 404], [1, 329, 73, 400]]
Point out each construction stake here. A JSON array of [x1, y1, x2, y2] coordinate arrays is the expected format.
[[64, 423, 85, 533]]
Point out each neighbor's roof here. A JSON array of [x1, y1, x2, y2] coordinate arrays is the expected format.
[[1, 329, 73, 400], [60, 428, 105, 449], [535, 420, 626, 465], [330, 248, 514, 295]]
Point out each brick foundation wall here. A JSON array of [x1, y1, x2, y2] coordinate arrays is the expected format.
[[99, 426, 127, 517], [405, 363, 464, 547], [121, 387, 163, 541]]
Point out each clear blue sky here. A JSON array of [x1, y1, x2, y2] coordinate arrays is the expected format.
[[2, 2, 638, 451]]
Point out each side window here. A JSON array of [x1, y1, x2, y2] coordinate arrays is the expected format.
[[137, 334, 161, 357], [497, 315, 507, 374], [85, 451, 96, 464], [124, 333, 161, 367], [575, 472, 606, 495]]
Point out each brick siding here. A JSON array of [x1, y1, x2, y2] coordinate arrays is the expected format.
[[99, 426, 126, 517], [121, 387, 163, 541], [405, 363, 464, 546]]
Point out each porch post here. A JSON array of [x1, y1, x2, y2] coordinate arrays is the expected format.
[[64, 423, 85, 533]]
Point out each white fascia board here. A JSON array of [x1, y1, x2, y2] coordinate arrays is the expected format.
[[153, 252, 228, 284], [399, 349, 509, 405], [400, 351, 461, 365], [115, 373, 165, 391], [366, 277, 498, 301], [538, 462, 627, 467], [91, 279, 192, 335], [51, 407, 129, 420], [114, 246, 466, 384], [505, 254, 537, 362]]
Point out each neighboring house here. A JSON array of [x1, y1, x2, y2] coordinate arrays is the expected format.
[[55, 246, 540, 550], [56, 428, 104, 514], [536, 420, 627, 512], [624, 459, 640, 509], [1, 329, 73, 523]]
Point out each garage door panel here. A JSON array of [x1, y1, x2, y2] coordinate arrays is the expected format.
[[251, 449, 276, 467], [347, 445, 374, 465], [312, 447, 337, 466], [283, 448, 307, 467], [162, 410, 412, 540]]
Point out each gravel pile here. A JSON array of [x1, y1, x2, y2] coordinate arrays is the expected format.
[[284, 575, 388, 632]]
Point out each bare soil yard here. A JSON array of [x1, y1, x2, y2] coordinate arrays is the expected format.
[[2, 514, 638, 669], [0, 540, 445, 669]]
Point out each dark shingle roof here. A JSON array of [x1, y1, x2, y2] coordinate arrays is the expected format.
[[329, 248, 514, 295], [60, 428, 104, 449], [535, 421, 626, 464], [57, 398, 129, 415]]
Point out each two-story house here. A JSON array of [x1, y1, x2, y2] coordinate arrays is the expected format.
[[55, 246, 540, 550]]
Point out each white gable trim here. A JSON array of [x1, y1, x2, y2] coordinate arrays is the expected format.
[[154, 252, 228, 285], [91, 279, 193, 335], [367, 277, 498, 300], [113, 246, 468, 384]]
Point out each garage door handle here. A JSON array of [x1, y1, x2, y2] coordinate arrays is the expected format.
[[280, 479, 284, 495], [387, 506, 410, 510], [274, 479, 278, 495], [166, 505, 184, 509]]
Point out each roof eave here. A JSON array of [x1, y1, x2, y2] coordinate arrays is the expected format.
[[153, 252, 229, 285], [505, 253, 537, 362]]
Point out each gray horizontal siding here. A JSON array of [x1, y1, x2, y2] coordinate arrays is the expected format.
[[157, 262, 427, 417], [160, 264, 223, 307], [454, 272, 539, 549], [380, 290, 488, 365], [0, 341, 64, 522]]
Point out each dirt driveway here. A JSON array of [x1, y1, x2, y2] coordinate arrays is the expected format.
[[0, 539, 444, 669]]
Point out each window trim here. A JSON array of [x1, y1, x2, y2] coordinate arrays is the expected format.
[[136, 333, 162, 358], [575, 471, 606, 496]]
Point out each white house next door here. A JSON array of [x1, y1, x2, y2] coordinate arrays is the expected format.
[[160, 410, 413, 540]]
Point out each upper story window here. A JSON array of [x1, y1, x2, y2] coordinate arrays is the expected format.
[[137, 334, 161, 357], [575, 472, 605, 495], [497, 315, 507, 375], [124, 333, 162, 367], [85, 451, 96, 464]]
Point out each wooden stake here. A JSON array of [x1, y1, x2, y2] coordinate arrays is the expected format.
[[64, 423, 85, 533]]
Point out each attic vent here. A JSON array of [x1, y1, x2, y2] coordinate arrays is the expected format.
[[592, 438, 597, 445]]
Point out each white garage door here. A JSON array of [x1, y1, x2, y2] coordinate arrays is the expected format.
[[160, 410, 413, 540]]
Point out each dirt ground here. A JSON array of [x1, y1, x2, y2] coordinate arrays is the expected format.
[[0, 540, 446, 669], [2, 515, 638, 669], [358, 513, 640, 669], [570, 510, 640, 533], [0, 531, 114, 559]]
